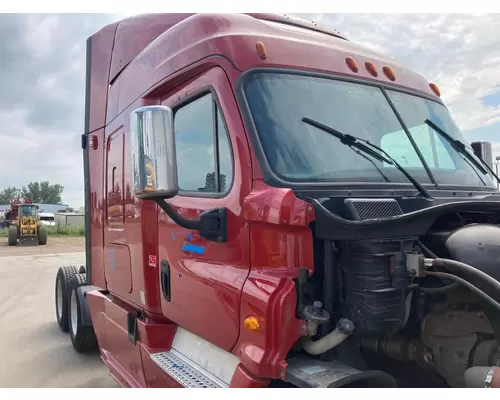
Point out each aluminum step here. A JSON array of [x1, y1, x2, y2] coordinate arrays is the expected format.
[[151, 349, 228, 388]]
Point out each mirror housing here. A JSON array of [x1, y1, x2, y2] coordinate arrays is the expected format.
[[129, 104, 228, 243], [471, 141, 493, 170], [130, 105, 178, 200]]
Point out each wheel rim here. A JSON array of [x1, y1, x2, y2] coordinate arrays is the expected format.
[[56, 279, 63, 321], [70, 289, 78, 335]]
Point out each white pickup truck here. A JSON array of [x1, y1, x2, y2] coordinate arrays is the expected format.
[[39, 212, 56, 227]]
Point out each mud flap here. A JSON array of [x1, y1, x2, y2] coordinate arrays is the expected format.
[[76, 285, 102, 327], [285, 356, 398, 388]]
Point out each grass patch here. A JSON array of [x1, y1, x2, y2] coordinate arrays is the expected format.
[[48, 225, 86, 237], [0, 224, 85, 237]]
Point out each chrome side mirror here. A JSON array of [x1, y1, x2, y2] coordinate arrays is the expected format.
[[130, 105, 178, 199]]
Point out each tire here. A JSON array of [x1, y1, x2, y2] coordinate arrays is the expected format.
[[55, 265, 78, 332], [78, 265, 86, 274], [38, 225, 48, 245], [8, 225, 17, 246], [68, 273, 98, 353]]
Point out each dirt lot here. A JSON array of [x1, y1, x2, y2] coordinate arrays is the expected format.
[[0, 236, 117, 388], [0, 236, 85, 257]]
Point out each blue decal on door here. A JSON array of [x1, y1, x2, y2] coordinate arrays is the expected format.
[[182, 232, 205, 255]]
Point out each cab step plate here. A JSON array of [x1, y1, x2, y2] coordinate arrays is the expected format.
[[151, 349, 228, 388]]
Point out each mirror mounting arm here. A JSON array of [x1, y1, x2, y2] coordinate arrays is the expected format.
[[155, 199, 228, 243]]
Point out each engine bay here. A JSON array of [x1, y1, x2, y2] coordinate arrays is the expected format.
[[290, 196, 500, 388]]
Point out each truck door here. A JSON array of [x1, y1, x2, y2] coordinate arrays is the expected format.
[[104, 130, 133, 294], [157, 66, 252, 352]]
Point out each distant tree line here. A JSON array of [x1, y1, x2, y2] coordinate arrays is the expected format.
[[0, 181, 64, 205]]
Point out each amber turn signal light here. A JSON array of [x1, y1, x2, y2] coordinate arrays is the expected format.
[[244, 316, 261, 331]]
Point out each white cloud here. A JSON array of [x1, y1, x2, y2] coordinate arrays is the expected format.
[[24, 14, 60, 59], [0, 108, 84, 207], [305, 13, 500, 133], [0, 14, 117, 208]]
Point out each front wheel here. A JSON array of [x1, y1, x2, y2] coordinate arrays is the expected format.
[[8, 225, 17, 246], [38, 225, 48, 245], [68, 273, 98, 353]]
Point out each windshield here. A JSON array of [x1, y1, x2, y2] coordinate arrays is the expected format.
[[242, 72, 495, 188], [19, 205, 36, 217]]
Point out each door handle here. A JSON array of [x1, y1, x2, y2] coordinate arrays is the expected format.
[[160, 259, 171, 302]]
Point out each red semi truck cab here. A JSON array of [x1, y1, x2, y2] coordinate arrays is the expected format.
[[54, 13, 500, 389]]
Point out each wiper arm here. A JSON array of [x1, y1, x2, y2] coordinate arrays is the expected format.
[[425, 119, 500, 185], [302, 117, 433, 200], [353, 149, 391, 183]]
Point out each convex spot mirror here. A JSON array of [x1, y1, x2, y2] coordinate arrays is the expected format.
[[130, 105, 178, 199]]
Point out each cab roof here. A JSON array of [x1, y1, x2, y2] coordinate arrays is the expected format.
[[88, 13, 439, 131]]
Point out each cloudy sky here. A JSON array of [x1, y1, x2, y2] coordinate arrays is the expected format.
[[0, 13, 499, 208]]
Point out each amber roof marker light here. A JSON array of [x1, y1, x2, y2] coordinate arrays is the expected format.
[[430, 83, 441, 97], [346, 57, 359, 73], [365, 61, 378, 77], [256, 41, 267, 60], [383, 66, 396, 81]]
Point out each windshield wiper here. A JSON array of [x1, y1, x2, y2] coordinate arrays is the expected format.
[[302, 117, 433, 200], [424, 119, 500, 185]]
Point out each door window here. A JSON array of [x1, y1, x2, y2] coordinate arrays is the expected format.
[[173, 92, 233, 194]]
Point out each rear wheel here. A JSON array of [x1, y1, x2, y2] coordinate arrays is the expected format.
[[8, 225, 17, 246], [55, 266, 78, 332], [38, 225, 48, 245], [68, 273, 98, 353]]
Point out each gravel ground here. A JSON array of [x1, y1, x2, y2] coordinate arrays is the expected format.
[[0, 236, 85, 258], [0, 238, 118, 388]]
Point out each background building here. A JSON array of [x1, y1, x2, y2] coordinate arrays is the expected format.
[[54, 212, 85, 227], [0, 203, 69, 214]]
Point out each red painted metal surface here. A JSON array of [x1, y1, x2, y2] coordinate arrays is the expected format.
[[235, 273, 304, 379], [229, 365, 270, 388], [87, 290, 180, 387], [87, 22, 117, 134], [86, 290, 147, 387], [103, 13, 437, 128], [109, 14, 194, 86], [84, 12, 443, 387], [232, 181, 314, 378], [157, 66, 253, 352], [102, 96, 165, 317], [88, 127, 106, 289], [140, 344, 183, 388]]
